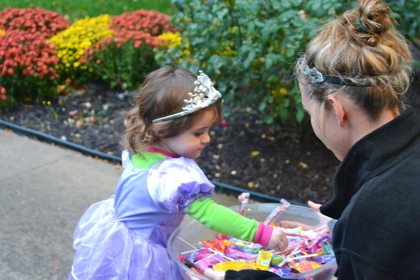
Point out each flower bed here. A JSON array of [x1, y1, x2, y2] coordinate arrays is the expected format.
[[0, 6, 178, 108]]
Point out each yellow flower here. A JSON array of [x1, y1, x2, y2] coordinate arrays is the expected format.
[[158, 32, 182, 49], [280, 88, 288, 95], [49, 14, 114, 72], [0, 29, 5, 36], [271, 87, 289, 97]]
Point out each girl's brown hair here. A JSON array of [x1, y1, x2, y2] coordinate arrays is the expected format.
[[295, 0, 412, 121], [122, 66, 222, 153]]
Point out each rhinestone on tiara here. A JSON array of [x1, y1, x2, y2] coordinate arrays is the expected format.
[[152, 70, 222, 123]]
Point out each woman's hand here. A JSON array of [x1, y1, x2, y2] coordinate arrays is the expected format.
[[204, 268, 226, 280], [279, 201, 331, 230], [307, 200, 322, 211]]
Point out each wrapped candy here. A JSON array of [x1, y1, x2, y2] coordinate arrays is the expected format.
[[177, 200, 335, 276], [264, 199, 291, 225], [178, 224, 335, 276], [256, 250, 273, 270], [213, 261, 256, 272], [238, 192, 250, 216]]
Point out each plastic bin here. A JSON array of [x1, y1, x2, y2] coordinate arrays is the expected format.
[[168, 203, 337, 280]]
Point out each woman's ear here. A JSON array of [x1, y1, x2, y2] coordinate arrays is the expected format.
[[328, 95, 345, 127]]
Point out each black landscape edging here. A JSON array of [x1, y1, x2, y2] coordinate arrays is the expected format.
[[0, 119, 121, 162], [0, 119, 304, 206]]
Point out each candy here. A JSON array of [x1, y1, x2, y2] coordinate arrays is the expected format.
[[200, 240, 226, 252], [178, 226, 335, 276], [177, 201, 335, 276], [195, 254, 230, 272], [294, 260, 322, 273], [270, 255, 284, 266], [185, 248, 214, 262], [238, 192, 250, 216], [224, 246, 257, 261], [274, 267, 293, 277], [264, 199, 291, 225], [256, 250, 273, 270], [322, 241, 334, 255], [213, 261, 256, 272], [311, 254, 336, 264]]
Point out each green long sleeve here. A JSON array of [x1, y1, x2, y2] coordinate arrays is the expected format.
[[188, 198, 259, 242]]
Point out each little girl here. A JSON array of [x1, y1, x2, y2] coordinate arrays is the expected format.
[[68, 66, 288, 280]]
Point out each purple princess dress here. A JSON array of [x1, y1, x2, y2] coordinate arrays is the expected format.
[[68, 150, 214, 280]]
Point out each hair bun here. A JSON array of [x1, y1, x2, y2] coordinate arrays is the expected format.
[[357, 0, 393, 35]]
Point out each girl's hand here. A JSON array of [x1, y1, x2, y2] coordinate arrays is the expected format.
[[267, 226, 288, 252]]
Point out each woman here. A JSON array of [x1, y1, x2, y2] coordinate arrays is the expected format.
[[204, 0, 420, 279]]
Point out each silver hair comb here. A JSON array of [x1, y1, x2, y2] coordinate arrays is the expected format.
[[301, 60, 372, 87], [302, 65, 325, 84]]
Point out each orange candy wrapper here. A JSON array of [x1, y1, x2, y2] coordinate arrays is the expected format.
[[294, 260, 322, 273]]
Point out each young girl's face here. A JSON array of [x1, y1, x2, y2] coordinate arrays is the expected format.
[[158, 110, 216, 159]]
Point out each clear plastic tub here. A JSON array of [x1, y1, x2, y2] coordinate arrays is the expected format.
[[168, 203, 337, 280]]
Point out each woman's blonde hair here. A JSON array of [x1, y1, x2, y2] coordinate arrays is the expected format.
[[122, 66, 222, 153], [295, 0, 412, 121]]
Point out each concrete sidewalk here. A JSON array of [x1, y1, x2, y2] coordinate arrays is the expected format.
[[0, 129, 238, 280]]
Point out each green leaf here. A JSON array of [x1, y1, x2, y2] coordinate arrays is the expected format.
[[243, 49, 256, 68]]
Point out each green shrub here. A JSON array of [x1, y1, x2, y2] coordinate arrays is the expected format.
[[157, 0, 419, 124], [389, 0, 420, 39], [155, 0, 348, 124]]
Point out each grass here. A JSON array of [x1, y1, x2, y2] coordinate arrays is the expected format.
[[0, 0, 174, 21]]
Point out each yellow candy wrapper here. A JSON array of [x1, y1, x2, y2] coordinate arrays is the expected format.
[[213, 261, 256, 272], [256, 250, 273, 270]]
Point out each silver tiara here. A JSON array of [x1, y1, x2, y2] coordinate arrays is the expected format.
[[152, 70, 222, 123]]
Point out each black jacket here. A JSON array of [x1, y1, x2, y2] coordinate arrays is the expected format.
[[226, 108, 420, 280], [321, 108, 420, 279]]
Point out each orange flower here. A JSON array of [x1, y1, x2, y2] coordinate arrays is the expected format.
[[0, 6, 70, 39], [0, 30, 59, 78]]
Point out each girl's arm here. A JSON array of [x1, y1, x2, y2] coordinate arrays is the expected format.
[[188, 198, 287, 250]]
